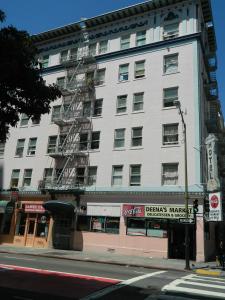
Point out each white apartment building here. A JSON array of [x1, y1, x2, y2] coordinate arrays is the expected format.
[[0, 0, 224, 262]]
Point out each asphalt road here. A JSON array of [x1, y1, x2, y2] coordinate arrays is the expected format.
[[0, 253, 224, 300]]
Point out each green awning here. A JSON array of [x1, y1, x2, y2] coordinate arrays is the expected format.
[[0, 201, 13, 214]]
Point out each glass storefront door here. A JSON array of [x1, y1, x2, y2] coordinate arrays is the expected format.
[[25, 218, 36, 247]]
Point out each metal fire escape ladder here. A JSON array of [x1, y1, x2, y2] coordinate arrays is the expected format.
[[44, 24, 97, 191]]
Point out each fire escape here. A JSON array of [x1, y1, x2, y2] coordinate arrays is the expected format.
[[42, 25, 97, 191]]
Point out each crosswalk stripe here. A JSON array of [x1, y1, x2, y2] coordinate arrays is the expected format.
[[185, 277, 225, 284], [172, 279, 225, 289]]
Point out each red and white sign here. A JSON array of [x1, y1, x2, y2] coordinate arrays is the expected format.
[[25, 204, 45, 213], [122, 205, 145, 217], [209, 192, 223, 221]]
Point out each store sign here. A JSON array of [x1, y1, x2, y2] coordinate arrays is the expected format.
[[209, 192, 223, 221], [145, 205, 193, 219], [122, 205, 145, 217], [25, 204, 45, 213], [205, 134, 220, 192]]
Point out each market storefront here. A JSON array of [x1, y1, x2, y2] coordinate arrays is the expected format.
[[14, 203, 52, 248]]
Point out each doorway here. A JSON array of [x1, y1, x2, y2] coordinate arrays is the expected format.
[[25, 218, 36, 247]]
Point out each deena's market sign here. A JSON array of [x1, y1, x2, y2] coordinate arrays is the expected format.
[[122, 204, 193, 219]]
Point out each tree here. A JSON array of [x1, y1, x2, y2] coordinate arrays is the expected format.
[[0, 10, 61, 142]]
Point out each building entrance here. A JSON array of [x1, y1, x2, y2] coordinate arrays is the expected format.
[[168, 222, 196, 260], [25, 218, 36, 247]]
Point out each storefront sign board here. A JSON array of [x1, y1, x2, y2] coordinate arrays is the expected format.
[[87, 204, 120, 217], [25, 204, 45, 213], [145, 205, 193, 219], [208, 192, 223, 221], [122, 205, 145, 217]]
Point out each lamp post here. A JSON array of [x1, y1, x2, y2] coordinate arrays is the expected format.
[[174, 100, 190, 270]]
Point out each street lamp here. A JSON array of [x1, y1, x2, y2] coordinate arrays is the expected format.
[[174, 100, 190, 270]]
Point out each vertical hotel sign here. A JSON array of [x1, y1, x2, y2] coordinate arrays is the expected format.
[[205, 134, 220, 192]]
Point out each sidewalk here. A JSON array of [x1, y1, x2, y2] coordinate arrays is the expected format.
[[0, 244, 224, 276]]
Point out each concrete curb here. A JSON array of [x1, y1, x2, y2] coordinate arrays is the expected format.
[[0, 250, 191, 273]]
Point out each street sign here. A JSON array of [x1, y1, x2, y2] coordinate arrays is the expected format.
[[179, 218, 195, 224]]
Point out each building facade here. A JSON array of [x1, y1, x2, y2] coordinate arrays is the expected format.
[[0, 0, 224, 262]]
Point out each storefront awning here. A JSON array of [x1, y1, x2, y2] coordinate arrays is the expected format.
[[0, 201, 13, 214], [43, 200, 75, 215]]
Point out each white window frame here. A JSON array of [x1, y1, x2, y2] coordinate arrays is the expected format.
[[60, 49, 69, 63], [56, 77, 66, 89], [116, 95, 127, 114], [136, 30, 146, 46], [112, 165, 123, 186], [162, 163, 178, 185], [23, 169, 33, 187], [0, 142, 5, 158], [79, 133, 89, 151], [91, 131, 100, 150], [119, 64, 129, 81], [20, 114, 29, 127], [120, 35, 130, 50], [41, 55, 49, 68], [131, 127, 143, 147], [47, 136, 57, 154], [88, 166, 97, 186], [133, 93, 144, 112], [27, 137, 37, 156], [99, 40, 108, 54], [10, 169, 20, 188], [163, 124, 179, 145], [163, 21, 179, 39], [43, 168, 53, 185], [76, 167, 86, 186], [163, 87, 178, 108], [95, 69, 105, 86], [51, 105, 61, 122], [134, 61, 145, 79], [114, 129, 125, 148], [89, 43, 97, 56], [164, 54, 178, 74], [15, 139, 25, 157], [93, 99, 103, 117], [130, 165, 141, 186]]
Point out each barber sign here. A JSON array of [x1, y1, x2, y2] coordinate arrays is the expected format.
[[209, 192, 223, 221]]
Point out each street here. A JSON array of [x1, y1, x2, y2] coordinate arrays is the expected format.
[[0, 253, 225, 299]]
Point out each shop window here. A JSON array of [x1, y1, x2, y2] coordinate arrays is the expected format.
[[127, 218, 146, 236], [91, 216, 105, 232], [1, 213, 13, 234], [146, 219, 168, 238], [36, 214, 50, 238], [15, 212, 26, 236], [77, 216, 91, 231], [105, 217, 120, 234], [77, 216, 120, 234]]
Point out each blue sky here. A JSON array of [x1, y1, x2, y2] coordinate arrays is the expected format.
[[1, 0, 224, 115]]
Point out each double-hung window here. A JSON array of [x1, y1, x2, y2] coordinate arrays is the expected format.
[[79, 133, 88, 151], [60, 50, 68, 63], [119, 64, 129, 81], [112, 166, 123, 186], [120, 35, 130, 50], [70, 48, 77, 60], [163, 22, 179, 39], [93, 99, 103, 117], [15, 139, 25, 157], [23, 169, 32, 187], [131, 127, 143, 147], [76, 168, 85, 186], [162, 163, 178, 185], [134, 61, 145, 79], [89, 43, 97, 56], [27, 138, 37, 156], [136, 30, 146, 46], [99, 40, 108, 54], [31, 116, 40, 125], [163, 124, 178, 145], [83, 101, 91, 117], [47, 136, 57, 154], [88, 167, 97, 185], [41, 55, 49, 68], [95, 69, 105, 86], [51, 105, 61, 122], [163, 87, 178, 107], [164, 54, 178, 74], [114, 129, 125, 148], [43, 168, 53, 186], [116, 95, 127, 114], [130, 165, 141, 186], [10, 169, 20, 188], [0, 142, 5, 158], [56, 77, 66, 89], [20, 114, 29, 126], [133, 93, 144, 111], [91, 132, 100, 150]]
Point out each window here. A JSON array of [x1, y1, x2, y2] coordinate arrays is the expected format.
[[15, 139, 25, 157], [56, 77, 65, 89], [163, 124, 178, 145], [131, 127, 143, 147], [89, 43, 97, 56], [127, 218, 146, 236], [51, 105, 61, 122], [136, 30, 146, 46], [60, 50, 68, 62], [41, 55, 49, 68], [31, 116, 40, 125], [88, 166, 97, 185], [119, 64, 129, 81], [163, 12, 179, 39], [79, 133, 88, 150], [95, 69, 105, 85], [163, 87, 178, 107], [91, 131, 100, 149], [36, 215, 50, 238], [70, 48, 77, 60], [76, 168, 85, 186], [23, 169, 32, 187], [114, 129, 125, 148], [127, 218, 167, 237], [0, 142, 5, 158], [162, 163, 178, 185], [112, 166, 123, 186], [120, 35, 130, 50], [77, 216, 120, 234], [133, 93, 144, 111], [27, 138, 37, 156], [93, 99, 103, 117], [99, 40, 108, 54], [15, 212, 26, 236], [164, 54, 178, 74], [83, 101, 91, 117], [59, 135, 66, 151], [43, 168, 53, 184], [20, 114, 29, 126], [130, 165, 141, 186], [10, 169, 20, 188], [134, 61, 145, 79], [116, 95, 127, 114], [47, 136, 57, 154]]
